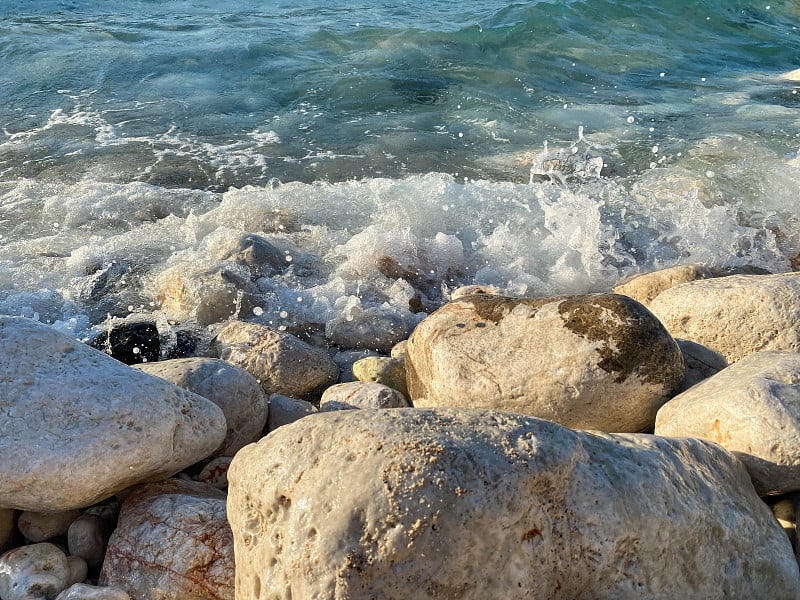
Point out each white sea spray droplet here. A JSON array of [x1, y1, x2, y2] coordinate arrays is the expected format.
[[279, 310, 288, 318], [626, 116, 635, 124], [651, 145, 659, 154], [253, 306, 263, 316]]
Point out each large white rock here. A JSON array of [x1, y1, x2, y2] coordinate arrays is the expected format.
[[55, 583, 131, 600], [228, 409, 799, 599], [648, 272, 800, 363], [0, 316, 227, 512], [210, 321, 338, 398], [406, 293, 684, 432], [656, 351, 800, 496], [134, 357, 268, 457], [100, 479, 233, 600]]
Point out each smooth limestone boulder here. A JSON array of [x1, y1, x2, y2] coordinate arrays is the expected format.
[[227, 409, 799, 600], [656, 351, 800, 496], [613, 264, 712, 306], [0, 316, 227, 512], [209, 321, 338, 398], [405, 293, 684, 432], [134, 357, 268, 457], [647, 272, 800, 363], [100, 479, 234, 600]]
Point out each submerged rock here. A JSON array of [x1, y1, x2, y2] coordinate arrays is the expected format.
[[406, 293, 684, 432], [0, 316, 226, 512], [656, 351, 800, 496], [88, 315, 160, 365], [228, 409, 799, 599], [648, 272, 800, 363]]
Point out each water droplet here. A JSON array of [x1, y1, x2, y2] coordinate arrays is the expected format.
[[132, 347, 141, 355], [651, 145, 659, 154], [626, 116, 635, 124], [253, 306, 264, 316], [279, 310, 288, 318], [285, 255, 293, 262], [705, 170, 715, 178]]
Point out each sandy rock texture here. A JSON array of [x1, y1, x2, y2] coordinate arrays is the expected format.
[[647, 272, 800, 363], [405, 293, 683, 432], [134, 357, 268, 457], [352, 356, 408, 397], [209, 321, 338, 398], [100, 479, 233, 600], [228, 409, 799, 600], [656, 351, 800, 496], [320, 381, 409, 411], [613, 264, 712, 306], [0, 316, 226, 512]]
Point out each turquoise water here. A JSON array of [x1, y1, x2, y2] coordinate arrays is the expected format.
[[1, 0, 799, 341]]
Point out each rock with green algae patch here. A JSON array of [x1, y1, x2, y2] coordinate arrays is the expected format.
[[406, 293, 683, 433]]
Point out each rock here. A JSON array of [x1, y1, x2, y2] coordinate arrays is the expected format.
[[326, 299, 409, 351], [17, 509, 80, 542], [352, 356, 408, 397], [55, 583, 132, 600], [676, 338, 727, 392], [227, 409, 799, 599], [0, 509, 14, 553], [450, 284, 500, 300], [613, 264, 712, 306], [192, 456, 233, 490], [266, 394, 318, 432], [656, 350, 800, 496], [66, 555, 88, 588], [390, 340, 407, 360], [68, 514, 111, 568], [89, 315, 160, 365], [209, 321, 338, 398], [319, 382, 409, 411], [134, 357, 268, 457], [772, 497, 797, 547], [333, 349, 380, 382], [154, 263, 259, 326], [648, 272, 800, 363], [100, 479, 233, 600], [406, 293, 684, 432], [205, 232, 288, 278], [0, 543, 72, 600], [0, 316, 227, 512]]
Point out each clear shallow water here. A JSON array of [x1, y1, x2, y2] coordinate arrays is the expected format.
[[1, 0, 800, 346]]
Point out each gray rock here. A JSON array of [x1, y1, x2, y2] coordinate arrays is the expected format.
[[228, 409, 799, 599], [0, 316, 227, 512], [17, 510, 80, 543], [406, 293, 684, 432], [68, 514, 110, 568], [0, 543, 72, 600], [613, 264, 712, 306], [319, 381, 409, 411], [676, 338, 728, 392], [55, 583, 131, 600], [66, 555, 88, 588], [656, 350, 800, 496], [326, 304, 409, 351], [134, 357, 268, 457], [100, 479, 233, 600], [205, 232, 288, 278], [648, 272, 800, 363], [266, 394, 318, 432], [210, 321, 338, 398]]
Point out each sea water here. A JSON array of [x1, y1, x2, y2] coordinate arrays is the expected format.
[[1, 0, 799, 347]]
